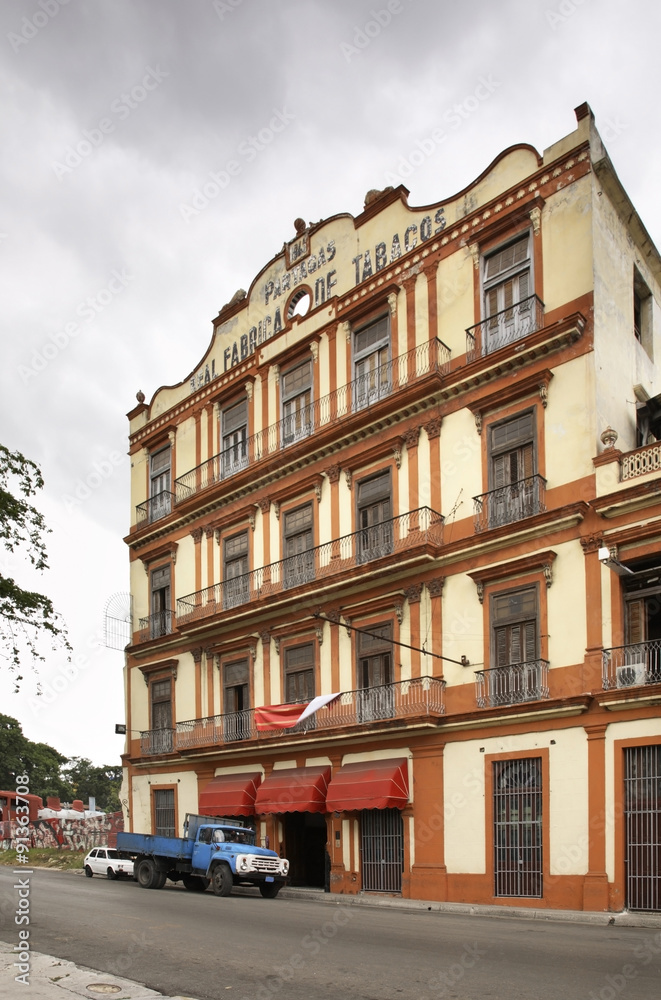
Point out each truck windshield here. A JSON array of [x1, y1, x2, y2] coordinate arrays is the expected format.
[[223, 829, 256, 846]]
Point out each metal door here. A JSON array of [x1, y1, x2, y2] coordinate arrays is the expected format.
[[361, 809, 404, 893], [493, 758, 543, 897], [625, 745, 661, 911]]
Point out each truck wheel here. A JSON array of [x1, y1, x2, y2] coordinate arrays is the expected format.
[[183, 875, 209, 892], [211, 864, 233, 897], [106, 867, 116, 880], [136, 858, 163, 889], [259, 882, 282, 898]]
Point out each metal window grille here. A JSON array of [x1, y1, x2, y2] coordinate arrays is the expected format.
[[361, 808, 404, 893], [625, 745, 661, 911], [154, 788, 175, 837], [493, 758, 543, 897]]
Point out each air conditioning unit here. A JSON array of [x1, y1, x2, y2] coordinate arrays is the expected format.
[[616, 663, 647, 688]]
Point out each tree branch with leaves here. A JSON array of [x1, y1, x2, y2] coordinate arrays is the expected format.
[[0, 445, 71, 690]]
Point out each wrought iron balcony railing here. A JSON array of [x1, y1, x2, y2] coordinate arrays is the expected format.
[[136, 491, 176, 525], [602, 640, 661, 689], [174, 338, 451, 502], [621, 441, 661, 481], [140, 728, 175, 755], [475, 660, 549, 708], [137, 609, 176, 643], [176, 506, 444, 623], [169, 676, 446, 754], [473, 474, 546, 532], [466, 294, 545, 360]]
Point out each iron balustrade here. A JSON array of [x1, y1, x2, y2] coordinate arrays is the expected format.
[[176, 506, 444, 623], [137, 609, 176, 643], [140, 728, 175, 755], [473, 474, 546, 532], [135, 491, 176, 524], [475, 660, 549, 708], [173, 339, 451, 501], [621, 441, 661, 481], [171, 676, 446, 753], [602, 639, 661, 689], [466, 294, 545, 360]]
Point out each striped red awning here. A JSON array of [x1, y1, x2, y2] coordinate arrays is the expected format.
[[325, 758, 409, 812], [198, 772, 262, 816], [254, 766, 331, 814]]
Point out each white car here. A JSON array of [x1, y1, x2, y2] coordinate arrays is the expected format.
[[84, 847, 134, 880]]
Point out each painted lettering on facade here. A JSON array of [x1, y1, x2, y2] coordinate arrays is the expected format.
[[189, 209, 446, 391]]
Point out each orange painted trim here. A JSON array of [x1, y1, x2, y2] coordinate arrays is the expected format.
[[425, 263, 438, 343]]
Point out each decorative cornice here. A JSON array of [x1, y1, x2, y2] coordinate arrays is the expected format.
[[257, 497, 271, 514], [190, 527, 203, 544], [139, 658, 178, 685], [191, 647, 203, 664], [468, 550, 557, 603], [395, 602, 404, 625], [387, 292, 398, 316], [530, 206, 542, 235], [260, 630, 271, 647], [468, 369, 554, 434], [139, 542, 178, 570], [325, 464, 341, 484]]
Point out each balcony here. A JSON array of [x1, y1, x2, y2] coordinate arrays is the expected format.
[[621, 441, 661, 482], [475, 660, 549, 708], [176, 507, 444, 624], [136, 491, 176, 525], [602, 640, 661, 689], [140, 728, 175, 755], [466, 294, 545, 360], [174, 339, 451, 502], [141, 677, 446, 756], [473, 474, 546, 532], [137, 609, 176, 643]]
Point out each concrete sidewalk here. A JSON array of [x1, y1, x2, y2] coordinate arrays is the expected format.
[[3, 885, 661, 999], [0, 941, 194, 1000]]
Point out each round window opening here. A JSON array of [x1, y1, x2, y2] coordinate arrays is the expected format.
[[288, 290, 310, 320]]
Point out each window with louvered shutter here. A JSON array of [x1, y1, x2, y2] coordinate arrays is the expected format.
[[491, 587, 538, 666], [489, 412, 535, 489], [222, 399, 247, 436], [284, 643, 315, 703]]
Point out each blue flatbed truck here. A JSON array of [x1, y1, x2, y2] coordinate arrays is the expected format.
[[116, 813, 289, 898]]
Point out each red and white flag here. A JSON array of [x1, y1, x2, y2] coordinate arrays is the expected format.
[[254, 693, 341, 731]]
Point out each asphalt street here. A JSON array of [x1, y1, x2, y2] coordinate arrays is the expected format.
[[1, 867, 660, 1000]]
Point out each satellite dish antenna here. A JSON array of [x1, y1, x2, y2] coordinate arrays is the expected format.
[[103, 592, 133, 650]]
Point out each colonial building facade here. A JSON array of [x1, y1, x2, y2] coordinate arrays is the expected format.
[[123, 104, 661, 912]]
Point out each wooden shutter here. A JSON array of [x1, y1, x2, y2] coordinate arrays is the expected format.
[[223, 399, 247, 435], [626, 599, 646, 644]]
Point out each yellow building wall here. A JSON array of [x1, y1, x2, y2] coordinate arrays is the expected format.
[[131, 769, 198, 835], [542, 174, 593, 314], [545, 355, 595, 488], [547, 541, 587, 668]]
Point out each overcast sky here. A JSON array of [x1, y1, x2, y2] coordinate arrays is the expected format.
[[1, 0, 659, 771]]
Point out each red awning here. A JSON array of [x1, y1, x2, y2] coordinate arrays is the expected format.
[[254, 766, 331, 814], [325, 758, 409, 812], [199, 772, 262, 817]]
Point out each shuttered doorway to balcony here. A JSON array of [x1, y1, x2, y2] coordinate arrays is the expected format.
[[361, 808, 404, 893], [625, 745, 661, 911]]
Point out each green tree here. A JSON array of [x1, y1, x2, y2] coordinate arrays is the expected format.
[[0, 445, 71, 689], [0, 712, 69, 799], [62, 757, 122, 812]]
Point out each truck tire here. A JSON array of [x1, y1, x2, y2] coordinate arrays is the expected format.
[[136, 858, 164, 889], [259, 882, 282, 898], [211, 864, 233, 897], [183, 875, 209, 892]]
